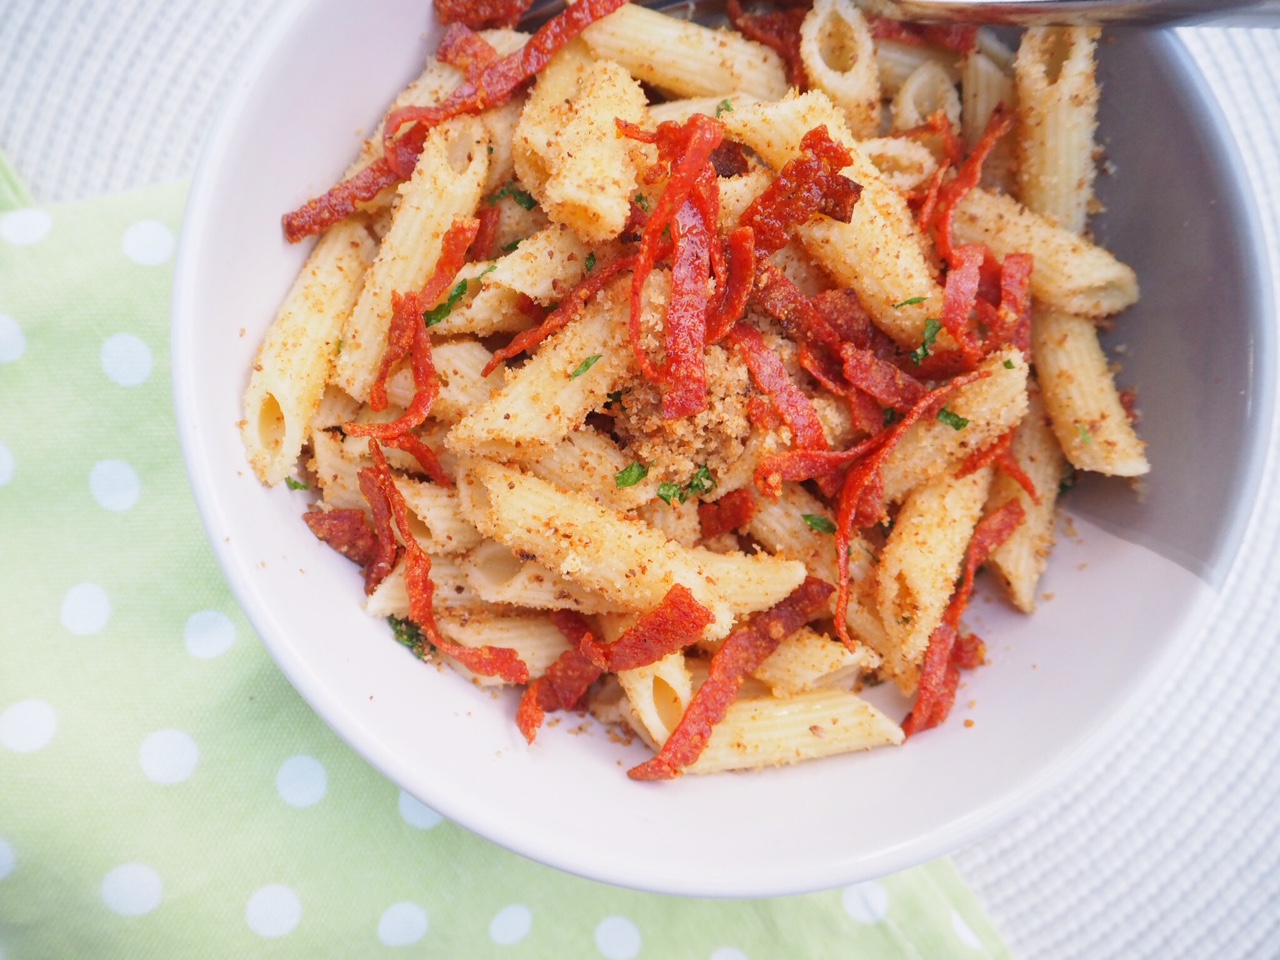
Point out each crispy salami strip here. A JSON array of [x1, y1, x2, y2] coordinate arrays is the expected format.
[[348, 217, 477, 437], [516, 612, 603, 743], [628, 576, 835, 781], [705, 226, 756, 344], [435, 0, 534, 31], [355, 465, 400, 593], [903, 498, 1025, 735], [697, 488, 757, 539], [752, 259, 845, 353], [832, 369, 991, 648], [739, 126, 859, 256], [989, 252, 1034, 354], [303, 508, 381, 586], [481, 251, 638, 376], [368, 441, 529, 683], [729, 322, 830, 452], [726, 0, 809, 90], [867, 17, 978, 54], [435, 23, 502, 80], [619, 115, 724, 384], [580, 585, 714, 673], [282, 0, 627, 241], [840, 343, 927, 412], [936, 243, 988, 368], [662, 199, 714, 419], [382, 432, 453, 488], [931, 105, 1014, 268], [957, 428, 1039, 503]]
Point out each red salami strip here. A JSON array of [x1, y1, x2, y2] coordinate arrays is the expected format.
[[729, 322, 829, 452], [282, 0, 627, 240], [739, 126, 859, 256], [697, 488, 757, 539], [303, 508, 380, 584], [368, 441, 529, 684], [628, 577, 834, 780], [903, 498, 1025, 735], [580, 585, 713, 673]]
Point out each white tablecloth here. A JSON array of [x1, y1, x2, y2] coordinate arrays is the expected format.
[[4, 4, 1276, 955]]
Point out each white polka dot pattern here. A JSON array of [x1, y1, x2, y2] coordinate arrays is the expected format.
[[594, 916, 642, 960], [275, 755, 326, 808], [0, 208, 50, 245], [139, 730, 199, 785], [101, 863, 163, 916], [0, 700, 56, 753], [245, 885, 301, 939], [377, 902, 428, 947], [101, 333, 152, 387]]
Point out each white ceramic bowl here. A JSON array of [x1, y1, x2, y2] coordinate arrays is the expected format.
[[173, 1, 1274, 896]]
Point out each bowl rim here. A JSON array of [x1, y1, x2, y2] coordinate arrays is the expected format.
[[171, 4, 1276, 896]]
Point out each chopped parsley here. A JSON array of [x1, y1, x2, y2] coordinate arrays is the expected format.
[[502, 239, 522, 254], [615, 462, 650, 488], [937, 406, 969, 430], [893, 296, 927, 309], [910, 318, 942, 365], [1003, 358, 1015, 369], [1058, 469, 1079, 496], [389, 616, 424, 651], [569, 354, 602, 379], [584, 251, 597, 273], [656, 465, 717, 505], [478, 263, 497, 280], [715, 98, 734, 117], [633, 193, 651, 212], [802, 514, 837, 535], [656, 482, 685, 505], [488, 181, 537, 210], [423, 279, 469, 326], [1077, 424, 1094, 445], [284, 476, 309, 491], [604, 389, 624, 410], [883, 407, 898, 427]]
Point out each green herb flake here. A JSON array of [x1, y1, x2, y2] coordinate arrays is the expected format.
[[284, 476, 309, 491], [584, 252, 597, 273], [802, 514, 838, 535], [569, 354, 603, 379], [937, 406, 970, 430], [389, 616, 424, 651], [1077, 424, 1094, 445], [502, 239, 522, 254], [488, 181, 537, 210], [1003, 358, 1015, 369], [910, 318, 942, 365], [656, 481, 684, 505], [883, 407, 898, 427], [478, 263, 498, 280], [423, 279, 469, 326], [633, 193, 651, 212], [686, 465, 716, 496], [1058, 469, 1079, 496], [893, 296, 927, 309], [715, 98, 734, 117], [604, 389, 624, 410], [615, 462, 650, 488]]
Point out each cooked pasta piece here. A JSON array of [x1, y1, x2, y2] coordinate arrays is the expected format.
[[799, 0, 881, 139], [332, 119, 491, 401], [582, 3, 788, 101], [876, 465, 994, 691], [243, 218, 377, 485], [1032, 308, 1149, 476]]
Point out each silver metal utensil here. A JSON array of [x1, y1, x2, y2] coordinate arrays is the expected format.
[[860, 0, 1280, 26], [522, 0, 1280, 27]]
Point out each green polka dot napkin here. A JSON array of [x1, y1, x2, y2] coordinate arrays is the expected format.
[[0, 151, 1011, 960]]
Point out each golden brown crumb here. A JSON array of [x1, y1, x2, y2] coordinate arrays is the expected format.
[[613, 344, 755, 483]]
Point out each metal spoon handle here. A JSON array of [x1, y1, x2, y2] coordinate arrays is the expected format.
[[523, 0, 1280, 27], [862, 0, 1280, 26]]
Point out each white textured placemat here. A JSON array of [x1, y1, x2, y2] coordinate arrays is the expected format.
[[3, 4, 1277, 956]]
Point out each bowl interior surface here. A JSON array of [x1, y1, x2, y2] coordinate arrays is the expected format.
[[172, 1, 1273, 897]]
